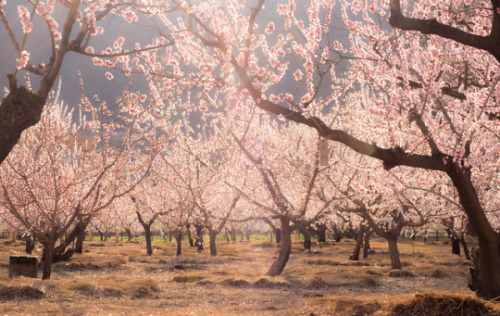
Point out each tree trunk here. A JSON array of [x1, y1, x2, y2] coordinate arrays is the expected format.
[[300, 229, 311, 251], [350, 225, 364, 261], [448, 168, 500, 299], [209, 229, 218, 256], [230, 229, 237, 242], [75, 228, 86, 254], [195, 224, 204, 251], [0, 81, 46, 164], [175, 231, 182, 256], [125, 228, 133, 242], [24, 234, 35, 255], [451, 236, 461, 255], [363, 229, 371, 259], [267, 217, 292, 276], [53, 217, 90, 257], [332, 225, 342, 242], [144, 226, 153, 255], [186, 224, 194, 247], [316, 224, 327, 243], [41, 239, 55, 280], [387, 236, 402, 269], [459, 233, 471, 261], [275, 228, 281, 244]]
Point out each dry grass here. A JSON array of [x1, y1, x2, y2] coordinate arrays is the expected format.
[[390, 292, 499, 316], [0, 237, 497, 315]]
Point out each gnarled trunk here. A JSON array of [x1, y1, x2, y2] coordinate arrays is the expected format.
[[0, 82, 46, 164], [54, 217, 91, 258], [448, 168, 500, 299], [41, 239, 56, 280], [387, 236, 402, 269], [267, 217, 291, 276], [350, 225, 365, 261]]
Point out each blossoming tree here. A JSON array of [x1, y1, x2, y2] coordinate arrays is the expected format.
[[152, 0, 499, 299]]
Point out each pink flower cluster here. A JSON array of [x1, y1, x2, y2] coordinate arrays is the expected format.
[[18, 5, 33, 33], [16, 50, 29, 70]]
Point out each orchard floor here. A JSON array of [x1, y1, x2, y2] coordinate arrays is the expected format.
[[0, 237, 499, 315]]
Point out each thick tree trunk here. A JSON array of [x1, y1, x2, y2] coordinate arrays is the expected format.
[[144, 226, 153, 255], [448, 168, 500, 299], [42, 239, 55, 280], [0, 82, 46, 164], [350, 225, 365, 261], [209, 229, 218, 256], [387, 236, 402, 269], [267, 217, 292, 276], [53, 217, 90, 257]]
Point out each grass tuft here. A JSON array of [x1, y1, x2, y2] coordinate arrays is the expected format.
[[392, 292, 498, 316], [0, 285, 44, 301]]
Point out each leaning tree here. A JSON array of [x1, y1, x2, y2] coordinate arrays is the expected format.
[[149, 0, 499, 299]]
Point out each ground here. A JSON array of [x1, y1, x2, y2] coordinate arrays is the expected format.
[[0, 236, 499, 315]]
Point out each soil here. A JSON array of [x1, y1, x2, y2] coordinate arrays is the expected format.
[[0, 237, 498, 315]]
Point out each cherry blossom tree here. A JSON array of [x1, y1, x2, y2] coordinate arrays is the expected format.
[[0, 0, 177, 164], [152, 0, 499, 299], [228, 119, 335, 276], [0, 87, 157, 279]]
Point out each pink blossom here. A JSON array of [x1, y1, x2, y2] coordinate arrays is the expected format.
[[92, 57, 104, 66], [53, 31, 62, 41], [122, 10, 138, 23], [18, 5, 33, 33], [429, 47, 440, 59], [16, 50, 29, 69], [113, 37, 125, 49], [294, 69, 303, 81], [265, 22, 275, 34]]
